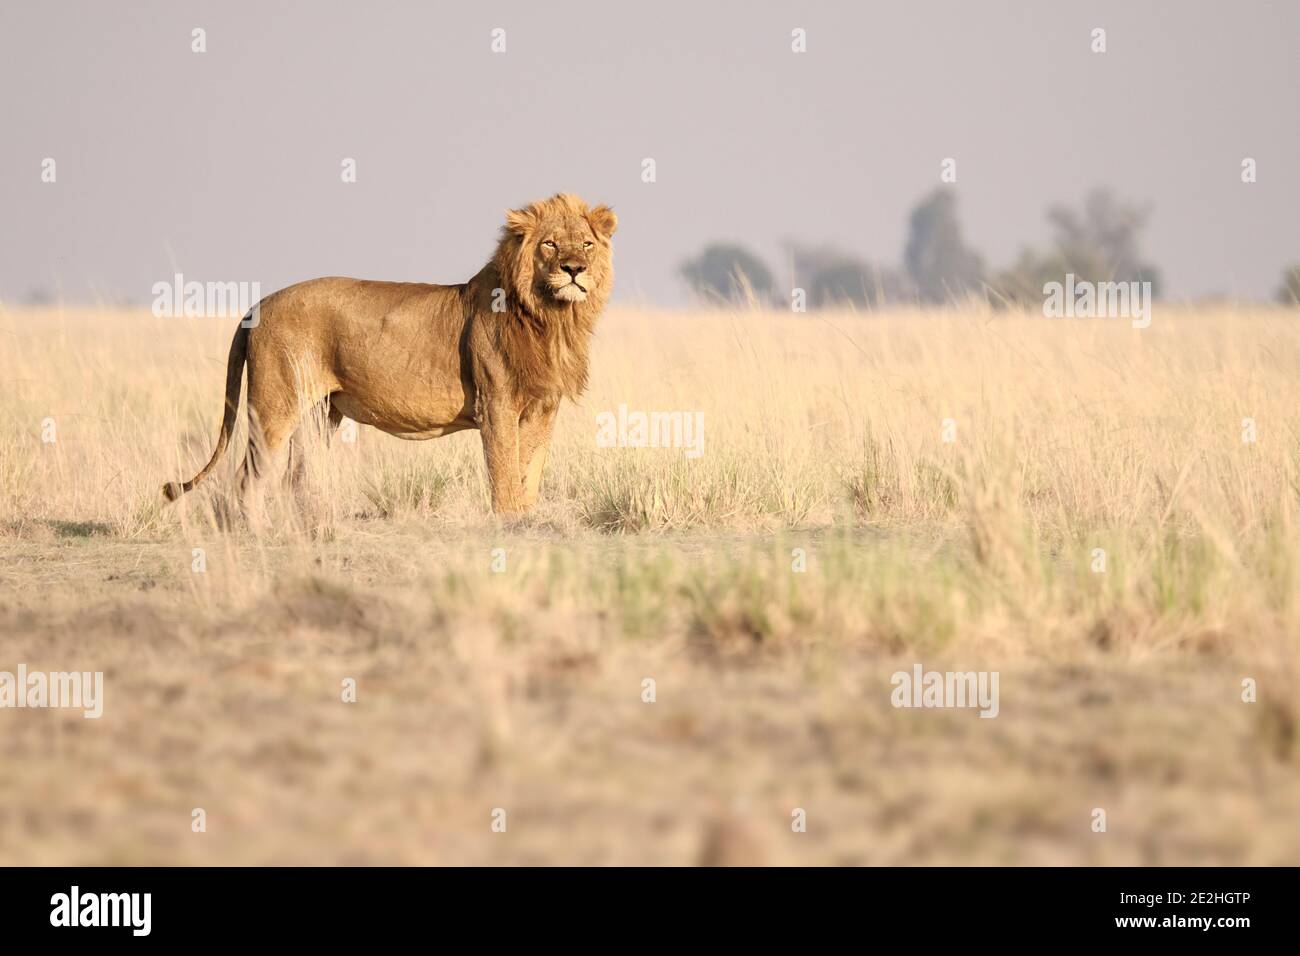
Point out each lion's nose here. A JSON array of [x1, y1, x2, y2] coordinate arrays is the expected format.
[[561, 263, 584, 278]]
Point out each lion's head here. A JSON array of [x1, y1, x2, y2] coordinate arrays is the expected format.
[[498, 193, 617, 316]]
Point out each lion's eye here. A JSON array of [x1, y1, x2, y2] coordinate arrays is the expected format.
[[543, 240, 557, 249], [583, 241, 594, 249]]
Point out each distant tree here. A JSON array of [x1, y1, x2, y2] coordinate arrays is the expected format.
[[785, 242, 914, 310], [1047, 188, 1161, 293], [785, 242, 842, 297], [1278, 265, 1300, 305], [903, 189, 985, 304], [991, 248, 1062, 308], [680, 243, 774, 303], [810, 260, 885, 308], [994, 189, 1162, 306]]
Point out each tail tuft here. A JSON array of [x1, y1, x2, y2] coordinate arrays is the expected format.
[[161, 482, 183, 503]]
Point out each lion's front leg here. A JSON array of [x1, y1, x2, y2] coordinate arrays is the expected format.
[[479, 398, 526, 514], [518, 403, 558, 510]]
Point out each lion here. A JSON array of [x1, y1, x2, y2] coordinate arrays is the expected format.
[[162, 193, 616, 514]]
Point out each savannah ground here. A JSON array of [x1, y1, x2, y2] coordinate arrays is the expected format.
[[1, 302, 1298, 865]]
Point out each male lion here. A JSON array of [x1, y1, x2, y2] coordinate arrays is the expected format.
[[162, 193, 616, 514]]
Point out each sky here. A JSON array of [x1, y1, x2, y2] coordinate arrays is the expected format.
[[2, 0, 1297, 307]]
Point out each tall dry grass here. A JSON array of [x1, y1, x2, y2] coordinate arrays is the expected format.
[[3, 301, 1300, 650]]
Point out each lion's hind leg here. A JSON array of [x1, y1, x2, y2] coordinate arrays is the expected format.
[[236, 406, 290, 513], [237, 389, 326, 518], [284, 396, 344, 491]]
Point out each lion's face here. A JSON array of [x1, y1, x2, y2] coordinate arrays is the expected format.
[[502, 194, 617, 312], [535, 219, 600, 303]]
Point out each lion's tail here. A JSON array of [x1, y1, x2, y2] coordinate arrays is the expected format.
[[162, 319, 251, 502]]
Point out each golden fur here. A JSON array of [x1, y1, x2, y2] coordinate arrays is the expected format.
[[162, 193, 616, 513]]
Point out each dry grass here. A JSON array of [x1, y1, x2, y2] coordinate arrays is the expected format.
[[1, 301, 1298, 864]]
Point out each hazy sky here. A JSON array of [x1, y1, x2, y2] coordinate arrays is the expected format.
[[3, 0, 1297, 306]]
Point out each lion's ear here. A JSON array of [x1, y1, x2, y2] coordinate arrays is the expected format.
[[587, 205, 617, 239], [504, 207, 536, 237]]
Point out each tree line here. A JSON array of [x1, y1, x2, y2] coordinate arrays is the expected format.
[[680, 188, 1300, 308]]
